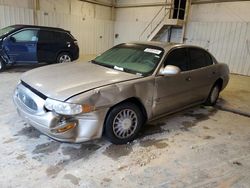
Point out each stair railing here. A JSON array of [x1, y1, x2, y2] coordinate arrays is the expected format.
[[139, 2, 170, 41]]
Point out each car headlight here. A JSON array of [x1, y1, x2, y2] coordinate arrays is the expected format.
[[44, 98, 95, 115]]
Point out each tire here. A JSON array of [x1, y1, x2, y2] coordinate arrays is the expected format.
[[104, 102, 144, 145], [0, 58, 6, 72], [56, 52, 72, 63], [204, 83, 221, 106]]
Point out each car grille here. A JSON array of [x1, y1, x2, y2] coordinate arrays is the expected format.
[[17, 89, 38, 111]]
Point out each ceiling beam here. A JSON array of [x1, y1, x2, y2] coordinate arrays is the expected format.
[[79, 0, 113, 7], [192, 0, 250, 4], [79, 0, 171, 8]]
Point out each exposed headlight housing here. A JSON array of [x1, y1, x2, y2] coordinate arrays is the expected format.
[[44, 98, 95, 115]]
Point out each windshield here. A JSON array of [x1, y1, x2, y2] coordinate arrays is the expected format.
[[0, 26, 15, 37], [93, 43, 164, 76]]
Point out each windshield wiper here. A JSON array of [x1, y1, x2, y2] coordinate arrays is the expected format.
[[91, 60, 114, 69], [92, 60, 144, 76]]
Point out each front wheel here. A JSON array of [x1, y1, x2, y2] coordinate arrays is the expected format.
[[204, 83, 221, 106], [104, 102, 144, 145], [56, 52, 72, 63]]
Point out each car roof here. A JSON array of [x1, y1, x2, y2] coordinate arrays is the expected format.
[[10, 24, 67, 32], [127, 41, 206, 51]]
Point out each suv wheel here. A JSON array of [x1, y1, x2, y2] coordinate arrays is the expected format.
[[57, 53, 71, 63], [0, 58, 6, 72], [104, 102, 144, 145]]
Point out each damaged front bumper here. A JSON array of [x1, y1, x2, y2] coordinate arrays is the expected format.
[[13, 83, 108, 143]]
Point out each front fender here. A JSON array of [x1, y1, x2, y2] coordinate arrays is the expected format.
[[66, 76, 155, 120]]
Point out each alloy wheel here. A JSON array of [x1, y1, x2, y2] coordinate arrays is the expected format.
[[59, 55, 71, 63], [112, 109, 138, 139]]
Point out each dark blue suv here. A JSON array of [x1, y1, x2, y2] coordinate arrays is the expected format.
[[0, 25, 79, 72]]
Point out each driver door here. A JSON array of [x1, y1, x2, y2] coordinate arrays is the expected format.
[[4, 29, 38, 63], [153, 47, 194, 116]]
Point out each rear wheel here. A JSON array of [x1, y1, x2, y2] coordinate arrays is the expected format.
[[0, 58, 6, 72], [204, 83, 221, 106], [56, 52, 71, 63], [104, 102, 144, 144]]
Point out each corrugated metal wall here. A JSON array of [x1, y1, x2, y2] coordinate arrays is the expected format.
[[37, 11, 114, 55], [185, 22, 250, 76], [0, 5, 33, 26], [0, 5, 114, 56]]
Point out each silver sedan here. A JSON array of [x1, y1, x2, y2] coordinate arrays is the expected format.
[[13, 41, 229, 144]]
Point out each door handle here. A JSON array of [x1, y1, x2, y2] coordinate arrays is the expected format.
[[185, 77, 191, 81], [212, 71, 216, 75]]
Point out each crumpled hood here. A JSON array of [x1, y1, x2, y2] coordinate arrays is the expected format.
[[21, 62, 140, 101]]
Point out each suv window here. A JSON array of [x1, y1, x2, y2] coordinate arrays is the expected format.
[[38, 30, 55, 43], [189, 48, 213, 70], [57, 32, 72, 41], [165, 48, 188, 71], [38, 30, 72, 43], [12, 29, 38, 42]]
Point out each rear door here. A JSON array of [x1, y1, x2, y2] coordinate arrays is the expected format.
[[37, 30, 57, 62], [37, 30, 70, 63], [186, 48, 216, 102], [153, 47, 194, 116], [4, 29, 38, 63]]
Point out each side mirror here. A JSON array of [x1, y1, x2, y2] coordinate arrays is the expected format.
[[9, 36, 16, 43], [159, 65, 181, 76]]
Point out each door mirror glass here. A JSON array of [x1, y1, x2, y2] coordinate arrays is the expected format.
[[9, 36, 16, 43], [159, 65, 181, 76]]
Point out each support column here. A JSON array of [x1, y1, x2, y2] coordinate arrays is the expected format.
[[33, 0, 39, 25]]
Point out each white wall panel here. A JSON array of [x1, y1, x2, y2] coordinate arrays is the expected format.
[[0, 5, 33, 28], [185, 22, 250, 76], [0, 0, 33, 9], [37, 11, 114, 55], [0, 5, 114, 56], [189, 2, 250, 22]]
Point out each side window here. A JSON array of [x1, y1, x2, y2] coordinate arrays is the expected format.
[[52, 31, 62, 42], [38, 30, 54, 43], [189, 48, 213, 70], [165, 48, 188, 71], [12, 30, 38, 42]]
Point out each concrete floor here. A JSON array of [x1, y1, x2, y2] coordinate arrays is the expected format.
[[0, 64, 250, 188]]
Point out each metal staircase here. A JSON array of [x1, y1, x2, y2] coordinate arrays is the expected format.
[[139, 0, 188, 42]]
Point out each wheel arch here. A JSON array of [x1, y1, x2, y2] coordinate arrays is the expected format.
[[56, 50, 72, 61], [214, 78, 223, 91], [103, 97, 148, 134]]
